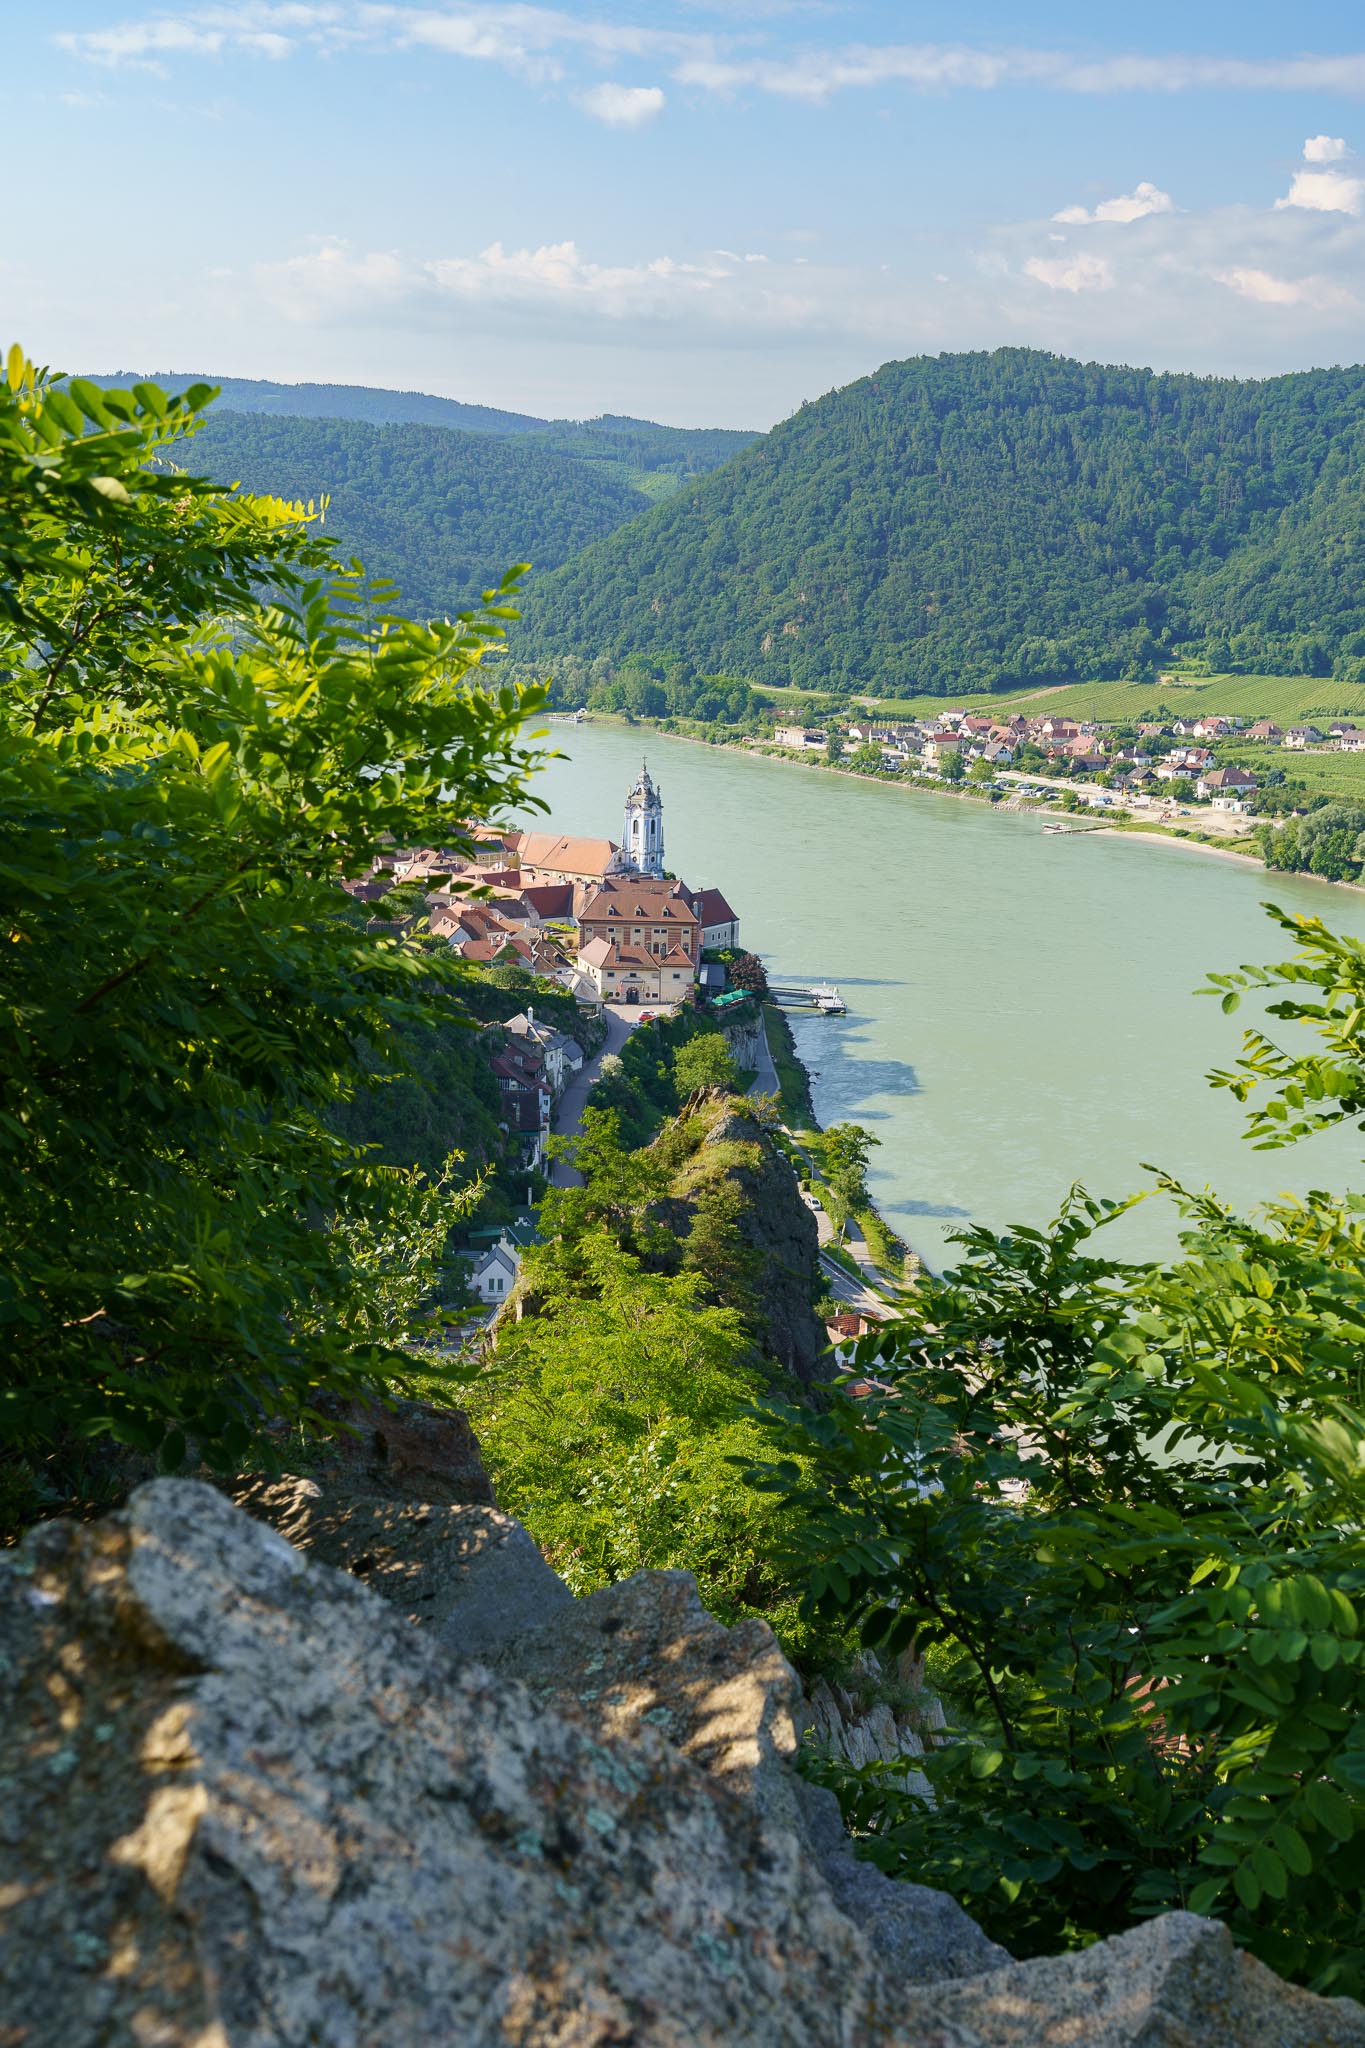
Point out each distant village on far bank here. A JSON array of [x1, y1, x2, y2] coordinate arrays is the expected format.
[[767, 705, 1364, 816]]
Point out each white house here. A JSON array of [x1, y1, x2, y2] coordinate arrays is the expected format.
[[469, 1244, 518, 1306], [504, 1010, 584, 1095]]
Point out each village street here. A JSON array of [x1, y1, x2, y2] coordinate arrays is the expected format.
[[546, 1004, 639, 1188]]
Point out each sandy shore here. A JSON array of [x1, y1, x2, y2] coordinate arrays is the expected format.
[[1094, 828, 1266, 871]]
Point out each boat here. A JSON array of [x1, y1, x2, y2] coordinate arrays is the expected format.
[[812, 985, 847, 1014]]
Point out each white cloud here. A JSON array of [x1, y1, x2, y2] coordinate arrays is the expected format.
[[1024, 251, 1116, 293], [672, 44, 1365, 102], [256, 236, 748, 330], [1053, 180, 1174, 225], [54, 12, 1365, 115], [1303, 134, 1348, 162], [576, 82, 664, 126], [54, 3, 334, 68], [1213, 266, 1355, 309], [1275, 168, 1365, 215]]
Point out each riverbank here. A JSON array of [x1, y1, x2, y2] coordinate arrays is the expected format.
[[760, 1004, 912, 1291], [571, 710, 1365, 898]]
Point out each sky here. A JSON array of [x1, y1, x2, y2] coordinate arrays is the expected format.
[[9, 1, 1365, 426]]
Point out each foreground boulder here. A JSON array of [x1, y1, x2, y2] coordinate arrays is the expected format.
[[2, 1481, 1362, 2047]]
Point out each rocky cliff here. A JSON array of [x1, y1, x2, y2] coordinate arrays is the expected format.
[[657, 1097, 825, 1383], [3, 1428, 1362, 2047]]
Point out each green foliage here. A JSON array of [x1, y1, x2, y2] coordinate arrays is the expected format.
[[188, 410, 648, 623], [762, 1006, 816, 1127], [821, 1122, 880, 1210], [469, 1106, 806, 1615], [1258, 805, 1365, 882], [586, 1009, 724, 1147], [751, 913, 1365, 1992], [673, 1033, 740, 1097], [521, 348, 1365, 694], [939, 750, 967, 782], [0, 348, 544, 1519], [521, 649, 767, 727]]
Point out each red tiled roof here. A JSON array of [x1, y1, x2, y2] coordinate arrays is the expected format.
[[692, 887, 737, 926]]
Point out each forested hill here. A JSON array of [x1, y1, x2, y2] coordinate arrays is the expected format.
[[513, 349, 1365, 693], [88, 371, 758, 502], [89, 372, 550, 436], [186, 411, 652, 617]]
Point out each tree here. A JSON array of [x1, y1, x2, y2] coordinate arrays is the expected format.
[[822, 1123, 880, 1210], [728, 951, 769, 997], [673, 1034, 740, 1097], [752, 907, 1365, 1995], [825, 733, 845, 764], [968, 757, 994, 783], [0, 351, 544, 1523], [940, 751, 966, 783], [468, 1228, 801, 1615], [488, 960, 536, 991], [1170, 776, 1196, 802], [849, 743, 884, 773]]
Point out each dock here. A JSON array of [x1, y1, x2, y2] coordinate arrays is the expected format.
[[768, 983, 847, 1014]]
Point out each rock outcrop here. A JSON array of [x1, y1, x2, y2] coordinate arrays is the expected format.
[[658, 1099, 825, 1382], [4, 1477, 1362, 2047]]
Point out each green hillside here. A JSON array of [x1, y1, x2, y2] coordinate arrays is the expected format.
[[515, 348, 1365, 695], [184, 410, 652, 616], [86, 370, 548, 436], [88, 372, 757, 499]]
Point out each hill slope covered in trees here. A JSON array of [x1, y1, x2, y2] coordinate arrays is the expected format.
[[92, 371, 757, 502], [514, 349, 1365, 693], [185, 411, 652, 616]]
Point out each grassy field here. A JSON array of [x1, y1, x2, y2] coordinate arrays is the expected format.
[[757, 675, 1365, 728]]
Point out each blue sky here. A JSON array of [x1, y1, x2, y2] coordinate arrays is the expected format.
[[10, 1, 1365, 424]]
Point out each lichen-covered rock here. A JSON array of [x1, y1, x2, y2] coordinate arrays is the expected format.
[[794, 1776, 1010, 1986], [3, 1482, 1361, 2048], [489, 1564, 811, 1834], [227, 1479, 570, 1653], [912, 1911, 1365, 2047], [0, 1480, 893, 2048]]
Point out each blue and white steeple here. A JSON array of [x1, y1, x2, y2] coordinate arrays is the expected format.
[[624, 760, 665, 877]]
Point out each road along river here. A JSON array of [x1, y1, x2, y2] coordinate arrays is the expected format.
[[518, 721, 1365, 1267]]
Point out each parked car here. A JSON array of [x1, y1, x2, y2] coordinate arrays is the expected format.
[[636, 1010, 656, 1023]]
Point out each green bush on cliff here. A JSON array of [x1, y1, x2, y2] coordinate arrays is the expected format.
[[0, 349, 544, 1523], [753, 908, 1365, 1994]]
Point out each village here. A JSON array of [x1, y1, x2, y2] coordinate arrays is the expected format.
[[768, 706, 1365, 821], [339, 763, 748, 1315]]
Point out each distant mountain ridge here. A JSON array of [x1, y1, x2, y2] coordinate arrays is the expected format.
[[79, 371, 759, 612], [513, 348, 1365, 694], [86, 371, 552, 436], [183, 410, 651, 618]]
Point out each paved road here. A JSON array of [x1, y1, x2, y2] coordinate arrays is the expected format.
[[548, 1006, 637, 1188], [748, 1010, 780, 1100]]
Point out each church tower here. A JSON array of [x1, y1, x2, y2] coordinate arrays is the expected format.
[[623, 760, 665, 877]]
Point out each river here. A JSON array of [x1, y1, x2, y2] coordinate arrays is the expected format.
[[518, 720, 1365, 1267]]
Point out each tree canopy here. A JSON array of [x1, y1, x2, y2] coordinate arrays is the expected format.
[[0, 348, 543, 1526], [516, 347, 1365, 694]]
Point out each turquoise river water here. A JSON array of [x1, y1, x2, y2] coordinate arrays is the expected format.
[[519, 721, 1365, 1267]]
